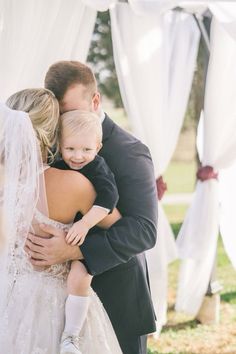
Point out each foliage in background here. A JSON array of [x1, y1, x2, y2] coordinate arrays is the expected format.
[[184, 37, 207, 130], [87, 11, 123, 108]]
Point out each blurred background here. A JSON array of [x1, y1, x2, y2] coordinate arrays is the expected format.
[[87, 11, 236, 354]]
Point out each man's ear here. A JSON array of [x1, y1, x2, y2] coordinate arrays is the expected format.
[[92, 92, 101, 111]]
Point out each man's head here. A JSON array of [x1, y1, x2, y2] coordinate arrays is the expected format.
[[44, 61, 101, 114], [59, 110, 102, 170]]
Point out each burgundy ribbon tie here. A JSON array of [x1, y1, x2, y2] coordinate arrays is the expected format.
[[196, 165, 218, 182], [156, 176, 167, 200]]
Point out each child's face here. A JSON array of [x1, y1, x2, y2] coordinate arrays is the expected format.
[[61, 130, 101, 170]]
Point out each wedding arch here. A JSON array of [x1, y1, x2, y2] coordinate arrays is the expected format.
[[1, 0, 236, 333]]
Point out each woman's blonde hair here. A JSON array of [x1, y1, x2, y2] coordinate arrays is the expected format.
[[59, 110, 102, 143], [6, 88, 60, 162]]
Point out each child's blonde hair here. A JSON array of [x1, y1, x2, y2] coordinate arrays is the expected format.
[[60, 110, 102, 144], [6, 88, 60, 162]]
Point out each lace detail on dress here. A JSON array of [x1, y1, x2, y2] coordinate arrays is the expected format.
[[33, 209, 72, 279], [0, 211, 71, 352], [33, 209, 72, 231], [8, 210, 72, 282]]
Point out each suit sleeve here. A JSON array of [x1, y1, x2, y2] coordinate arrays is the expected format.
[[82, 156, 119, 212], [80, 142, 158, 275]]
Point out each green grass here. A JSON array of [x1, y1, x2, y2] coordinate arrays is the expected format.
[[163, 205, 189, 225], [163, 161, 197, 194]]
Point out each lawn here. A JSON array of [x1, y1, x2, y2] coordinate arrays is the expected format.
[[163, 161, 197, 194]]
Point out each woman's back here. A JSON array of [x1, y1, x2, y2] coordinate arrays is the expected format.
[[44, 167, 96, 225], [44, 166, 120, 230]]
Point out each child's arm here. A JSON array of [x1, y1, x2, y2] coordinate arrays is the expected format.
[[66, 206, 109, 246], [82, 155, 119, 213], [66, 155, 120, 246]]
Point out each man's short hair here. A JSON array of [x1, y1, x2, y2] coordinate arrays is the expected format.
[[44, 61, 97, 102]]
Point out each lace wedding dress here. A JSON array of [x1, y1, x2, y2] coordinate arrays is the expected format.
[[0, 210, 122, 354]]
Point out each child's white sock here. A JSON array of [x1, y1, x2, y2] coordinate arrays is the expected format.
[[64, 294, 90, 336]]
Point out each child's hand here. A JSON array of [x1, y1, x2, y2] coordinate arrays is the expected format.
[[66, 220, 89, 246]]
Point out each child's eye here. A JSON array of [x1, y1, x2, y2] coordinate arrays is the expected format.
[[84, 148, 92, 152], [66, 147, 74, 151]]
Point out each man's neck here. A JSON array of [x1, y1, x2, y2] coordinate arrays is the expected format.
[[100, 110, 106, 123]]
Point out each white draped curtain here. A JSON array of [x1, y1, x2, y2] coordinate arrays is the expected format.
[[220, 163, 236, 269], [82, 0, 116, 11], [110, 2, 200, 331], [0, 0, 97, 101], [209, 2, 236, 39], [176, 17, 236, 316], [128, 0, 236, 20]]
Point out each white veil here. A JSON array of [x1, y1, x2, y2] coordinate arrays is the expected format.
[[0, 103, 45, 318]]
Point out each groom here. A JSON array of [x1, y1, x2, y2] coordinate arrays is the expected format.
[[27, 60, 158, 354]]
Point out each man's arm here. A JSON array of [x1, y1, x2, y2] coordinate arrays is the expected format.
[[80, 142, 158, 275], [25, 223, 83, 267]]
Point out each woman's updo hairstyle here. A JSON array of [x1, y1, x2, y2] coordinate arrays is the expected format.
[[6, 88, 60, 162]]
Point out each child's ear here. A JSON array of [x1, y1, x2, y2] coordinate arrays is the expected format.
[[55, 142, 62, 157], [96, 142, 103, 153]]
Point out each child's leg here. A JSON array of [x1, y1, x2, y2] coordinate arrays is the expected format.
[[67, 260, 92, 296], [64, 260, 92, 336]]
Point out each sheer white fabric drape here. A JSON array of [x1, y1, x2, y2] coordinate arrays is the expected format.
[[110, 3, 200, 332], [209, 3, 236, 39], [0, 103, 44, 321], [82, 0, 116, 11], [129, 0, 207, 16], [176, 18, 236, 316], [0, 0, 96, 101], [128, 0, 236, 17], [219, 163, 236, 269]]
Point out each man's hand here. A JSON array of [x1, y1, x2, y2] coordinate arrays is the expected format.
[[66, 220, 89, 246], [24, 223, 84, 267]]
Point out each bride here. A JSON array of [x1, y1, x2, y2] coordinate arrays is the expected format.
[[0, 88, 122, 354]]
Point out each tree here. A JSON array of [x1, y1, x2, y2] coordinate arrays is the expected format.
[[183, 15, 211, 165], [87, 11, 123, 108], [184, 15, 211, 130]]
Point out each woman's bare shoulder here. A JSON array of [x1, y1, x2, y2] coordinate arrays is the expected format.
[[45, 167, 92, 191], [44, 167, 95, 223]]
